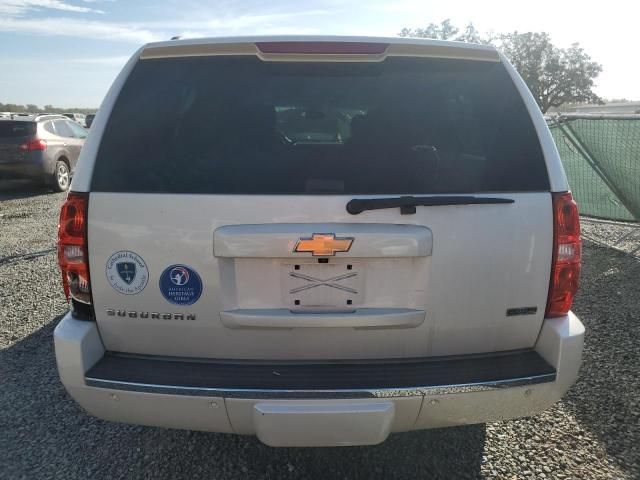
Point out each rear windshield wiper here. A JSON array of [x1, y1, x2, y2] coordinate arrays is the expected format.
[[346, 195, 515, 215]]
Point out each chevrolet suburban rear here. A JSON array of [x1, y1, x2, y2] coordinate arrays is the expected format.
[[53, 36, 584, 447]]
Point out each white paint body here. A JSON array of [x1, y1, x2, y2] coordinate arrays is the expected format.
[[56, 36, 583, 446]]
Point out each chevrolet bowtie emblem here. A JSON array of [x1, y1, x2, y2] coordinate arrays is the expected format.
[[294, 233, 354, 256]]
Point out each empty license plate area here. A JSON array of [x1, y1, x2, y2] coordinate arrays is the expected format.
[[281, 260, 365, 308]]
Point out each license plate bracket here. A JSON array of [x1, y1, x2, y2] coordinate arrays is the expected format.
[[281, 261, 364, 308]]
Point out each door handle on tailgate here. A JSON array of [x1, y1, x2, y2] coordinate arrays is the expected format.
[[214, 223, 432, 258], [220, 308, 425, 330]]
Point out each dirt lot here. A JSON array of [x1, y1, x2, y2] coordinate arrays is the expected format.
[[1, 184, 638, 479]]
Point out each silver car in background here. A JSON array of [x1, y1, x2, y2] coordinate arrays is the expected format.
[[0, 114, 87, 191]]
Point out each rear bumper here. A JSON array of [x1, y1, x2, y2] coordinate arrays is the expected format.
[[0, 152, 48, 180], [54, 312, 584, 446]]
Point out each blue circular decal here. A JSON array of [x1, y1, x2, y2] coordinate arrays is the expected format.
[[159, 264, 203, 306]]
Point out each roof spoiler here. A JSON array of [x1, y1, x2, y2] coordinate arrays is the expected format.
[[140, 37, 499, 63]]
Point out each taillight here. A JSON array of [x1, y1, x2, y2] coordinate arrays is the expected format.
[[58, 192, 92, 309], [546, 192, 581, 317], [18, 138, 47, 151]]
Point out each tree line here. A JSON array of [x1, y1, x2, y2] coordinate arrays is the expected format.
[[399, 20, 603, 113], [0, 102, 96, 115]]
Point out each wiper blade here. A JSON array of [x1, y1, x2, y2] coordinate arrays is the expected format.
[[346, 195, 515, 215]]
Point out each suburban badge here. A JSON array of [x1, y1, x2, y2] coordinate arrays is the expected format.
[[106, 309, 196, 321]]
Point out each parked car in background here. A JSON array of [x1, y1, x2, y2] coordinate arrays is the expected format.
[[0, 114, 87, 191], [85, 114, 95, 128], [54, 36, 584, 447], [62, 113, 87, 127]]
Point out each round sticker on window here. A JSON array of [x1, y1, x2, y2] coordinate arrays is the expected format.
[[159, 264, 203, 306], [105, 250, 149, 295]]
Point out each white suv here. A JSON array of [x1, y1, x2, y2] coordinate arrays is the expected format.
[[54, 36, 584, 447]]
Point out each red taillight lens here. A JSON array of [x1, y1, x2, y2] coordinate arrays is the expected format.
[[256, 41, 389, 55], [18, 138, 47, 151], [546, 192, 581, 317], [58, 192, 92, 305]]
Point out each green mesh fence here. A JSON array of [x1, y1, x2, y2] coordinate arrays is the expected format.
[[548, 115, 640, 222]]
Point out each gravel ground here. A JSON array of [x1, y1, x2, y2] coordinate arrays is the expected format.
[[1, 184, 638, 479], [581, 217, 640, 258]]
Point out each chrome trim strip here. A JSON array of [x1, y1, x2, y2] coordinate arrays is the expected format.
[[85, 372, 556, 399], [220, 308, 426, 330]]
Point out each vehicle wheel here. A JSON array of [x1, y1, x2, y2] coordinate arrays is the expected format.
[[52, 160, 70, 192]]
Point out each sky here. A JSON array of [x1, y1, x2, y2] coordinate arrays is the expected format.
[[1, 0, 638, 108]]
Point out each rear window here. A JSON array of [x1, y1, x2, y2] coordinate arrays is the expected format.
[[92, 56, 549, 194], [0, 121, 36, 138]]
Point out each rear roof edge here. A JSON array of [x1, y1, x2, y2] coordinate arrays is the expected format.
[[140, 35, 499, 62]]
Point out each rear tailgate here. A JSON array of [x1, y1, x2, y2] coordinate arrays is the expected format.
[[86, 39, 554, 360], [89, 193, 551, 359]]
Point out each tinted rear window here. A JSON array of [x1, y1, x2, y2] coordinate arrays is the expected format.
[[92, 56, 549, 194], [0, 121, 36, 138]]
